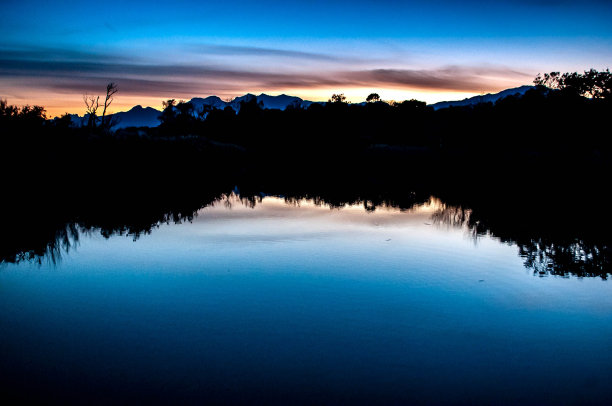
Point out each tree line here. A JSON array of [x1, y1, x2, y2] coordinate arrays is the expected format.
[[1, 68, 610, 177]]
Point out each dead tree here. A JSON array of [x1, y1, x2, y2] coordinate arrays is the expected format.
[[83, 94, 100, 129], [100, 82, 118, 130], [82, 83, 118, 131]]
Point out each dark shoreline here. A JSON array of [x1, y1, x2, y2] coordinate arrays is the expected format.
[[2, 149, 610, 278]]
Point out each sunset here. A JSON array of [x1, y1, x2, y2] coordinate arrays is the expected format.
[[1, 1, 611, 405], [2, 0, 611, 115]]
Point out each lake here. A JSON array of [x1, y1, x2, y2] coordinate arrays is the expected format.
[[1, 193, 611, 404]]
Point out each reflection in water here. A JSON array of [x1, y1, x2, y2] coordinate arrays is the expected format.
[[431, 203, 474, 232], [431, 203, 610, 278], [2, 190, 610, 278], [518, 239, 609, 278], [2, 189, 612, 405], [11, 222, 83, 266]]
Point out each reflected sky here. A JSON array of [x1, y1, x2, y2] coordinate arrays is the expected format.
[[1, 195, 612, 403]]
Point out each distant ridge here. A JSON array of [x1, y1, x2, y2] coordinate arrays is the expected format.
[[61, 87, 535, 129], [189, 96, 227, 111], [198, 93, 313, 112], [430, 85, 534, 110], [111, 105, 161, 128], [105, 94, 314, 128]]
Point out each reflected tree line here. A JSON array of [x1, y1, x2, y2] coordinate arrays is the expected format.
[[0, 70, 610, 277], [1, 174, 610, 279], [431, 204, 610, 278]]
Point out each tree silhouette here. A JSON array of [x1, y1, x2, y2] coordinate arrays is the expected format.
[[159, 99, 177, 124], [533, 72, 561, 89], [175, 100, 194, 117], [83, 94, 100, 129], [100, 82, 118, 130], [54, 113, 73, 129], [328, 93, 347, 103], [81, 83, 120, 131], [534, 69, 612, 99], [0, 100, 46, 128], [366, 93, 380, 103]]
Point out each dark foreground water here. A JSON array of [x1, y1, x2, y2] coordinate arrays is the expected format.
[[1, 195, 611, 405]]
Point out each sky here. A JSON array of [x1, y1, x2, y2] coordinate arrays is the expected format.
[[1, 0, 611, 117]]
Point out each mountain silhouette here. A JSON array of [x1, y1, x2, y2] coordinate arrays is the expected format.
[[231, 93, 313, 110], [430, 85, 534, 110], [190, 96, 228, 111], [64, 87, 536, 129], [107, 94, 315, 128], [111, 105, 161, 128]]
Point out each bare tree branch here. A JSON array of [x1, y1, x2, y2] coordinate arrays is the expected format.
[[83, 93, 100, 128], [101, 82, 118, 129]]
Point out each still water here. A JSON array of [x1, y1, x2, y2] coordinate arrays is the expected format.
[[1, 195, 611, 404]]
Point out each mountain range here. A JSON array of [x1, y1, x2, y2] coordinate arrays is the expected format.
[[429, 85, 534, 110], [65, 87, 534, 129]]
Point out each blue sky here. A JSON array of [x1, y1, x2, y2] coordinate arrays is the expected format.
[[1, 0, 611, 115]]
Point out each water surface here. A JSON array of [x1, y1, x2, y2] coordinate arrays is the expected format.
[[1, 195, 611, 404]]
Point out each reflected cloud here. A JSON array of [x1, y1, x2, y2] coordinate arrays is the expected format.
[[197, 194, 441, 227]]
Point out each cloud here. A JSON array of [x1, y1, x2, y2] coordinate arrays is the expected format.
[[187, 44, 343, 61], [345, 66, 530, 91], [0, 46, 532, 98]]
